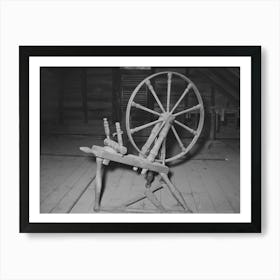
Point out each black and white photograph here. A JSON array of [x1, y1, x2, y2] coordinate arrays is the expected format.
[[40, 66, 241, 214], [20, 46, 260, 232], [3, 1, 280, 279]]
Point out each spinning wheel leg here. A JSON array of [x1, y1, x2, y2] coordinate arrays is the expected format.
[[94, 157, 104, 212], [144, 189, 165, 212], [144, 171, 165, 212], [160, 173, 192, 213]]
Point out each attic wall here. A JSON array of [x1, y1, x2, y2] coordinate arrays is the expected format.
[[40, 67, 240, 139], [40, 67, 113, 124]]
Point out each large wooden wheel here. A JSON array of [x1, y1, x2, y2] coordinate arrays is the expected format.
[[126, 71, 204, 164]]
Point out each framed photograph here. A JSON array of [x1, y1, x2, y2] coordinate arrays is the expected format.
[[20, 46, 261, 233]]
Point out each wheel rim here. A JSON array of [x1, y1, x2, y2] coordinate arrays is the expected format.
[[126, 71, 204, 164]]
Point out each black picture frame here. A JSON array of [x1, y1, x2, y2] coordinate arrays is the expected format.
[[20, 46, 261, 233]]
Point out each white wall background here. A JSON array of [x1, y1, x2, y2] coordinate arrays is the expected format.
[[0, 0, 279, 279]]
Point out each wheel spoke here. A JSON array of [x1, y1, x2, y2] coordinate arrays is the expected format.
[[132, 101, 161, 116], [173, 104, 202, 117], [174, 120, 197, 135], [170, 83, 192, 114], [131, 118, 163, 134], [146, 80, 166, 113], [160, 138, 166, 164], [171, 125, 186, 152], [166, 73, 172, 112]]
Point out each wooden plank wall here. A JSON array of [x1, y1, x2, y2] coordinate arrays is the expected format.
[[40, 67, 240, 139], [40, 67, 113, 124]]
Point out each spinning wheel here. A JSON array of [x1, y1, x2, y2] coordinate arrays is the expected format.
[[80, 71, 204, 213], [126, 71, 204, 164]]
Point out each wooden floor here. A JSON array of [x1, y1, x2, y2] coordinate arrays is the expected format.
[[40, 135, 240, 213]]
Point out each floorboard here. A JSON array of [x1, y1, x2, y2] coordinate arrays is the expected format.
[[40, 135, 240, 214], [40, 156, 96, 213]]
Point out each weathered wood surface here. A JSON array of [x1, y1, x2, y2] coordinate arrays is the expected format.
[[80, 145, 169, 174], [41, 136, 239, 213], [40, 155, 96, 213], [126, 71, 205, 164], [41, 68, 239, 139], [93, 157, 103, 211], [71, 156, 239, 213], [81, 68, 88, 123], [50, 165, 95, 213]]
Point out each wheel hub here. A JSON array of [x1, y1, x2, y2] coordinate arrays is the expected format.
[[161, 112, 175, 124]]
